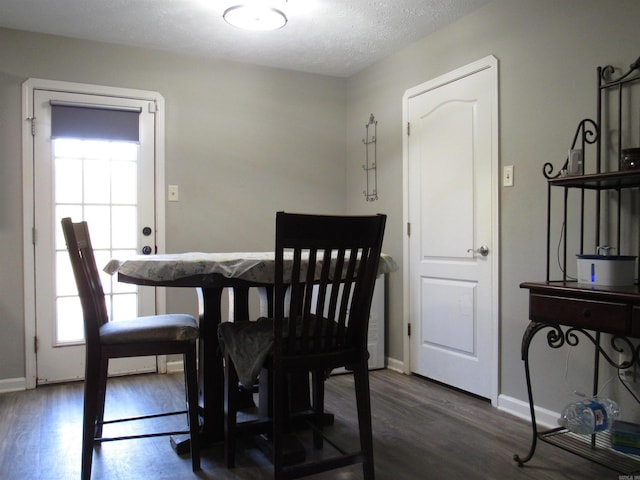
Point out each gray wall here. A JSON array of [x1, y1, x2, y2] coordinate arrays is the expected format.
[[0, 27, 347, 381], [2, 0, 640, 420], [345, 0, 640, 416]]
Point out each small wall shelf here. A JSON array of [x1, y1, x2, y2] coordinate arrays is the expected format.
[[362, 114, 378, 202]]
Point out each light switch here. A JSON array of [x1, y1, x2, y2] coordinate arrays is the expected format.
[[503, 165, 514, 187], [168, 184, 179, 201]]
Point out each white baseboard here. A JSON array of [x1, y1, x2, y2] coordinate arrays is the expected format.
[[169, 358, 404, 376], [386, 356, 404, 373], [0, 377, 27, 393], [166, 360, 184, 374], [381, 362, 558, 428], [497, 393, 559, 429]]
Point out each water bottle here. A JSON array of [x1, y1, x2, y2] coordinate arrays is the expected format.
[[558, 398, 620, 434]]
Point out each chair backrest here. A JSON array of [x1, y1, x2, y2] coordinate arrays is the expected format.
[[273, 212, 386, 367], [61, 217, 110, 346]]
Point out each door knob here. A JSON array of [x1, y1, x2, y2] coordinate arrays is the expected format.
[[467, 246, 489, 256]]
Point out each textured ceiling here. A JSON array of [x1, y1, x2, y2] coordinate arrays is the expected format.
[[0, 0, 490, 77]]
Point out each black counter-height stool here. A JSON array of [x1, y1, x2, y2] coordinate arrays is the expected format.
[[220, 212, 386, 479], [61, 218, 201, 480]]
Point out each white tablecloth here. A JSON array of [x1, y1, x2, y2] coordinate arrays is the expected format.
[[105, 251, 397, 283]]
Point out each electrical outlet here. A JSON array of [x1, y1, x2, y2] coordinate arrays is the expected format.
[[503, 165, 514, 187]]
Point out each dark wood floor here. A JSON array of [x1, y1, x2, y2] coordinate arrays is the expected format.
[[0, 368, 621, 479]]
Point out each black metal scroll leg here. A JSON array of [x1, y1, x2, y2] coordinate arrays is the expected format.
[[514, 321, 545, 466]]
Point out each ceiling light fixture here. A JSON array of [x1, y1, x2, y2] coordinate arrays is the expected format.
[[223, 4, 288, 31]]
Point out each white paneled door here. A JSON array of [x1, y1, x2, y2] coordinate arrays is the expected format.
[[405, 57, 499, 402], [28, 83, 162, 384]]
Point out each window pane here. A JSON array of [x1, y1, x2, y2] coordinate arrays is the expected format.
[[56, 251, 78, 297], [84, 206, 111, 249], [55, 158, 83, 204], [54, 138, 83, 158], [112, 294, 137, 322], [112, 161, 137, 204], [82, 140, 111, 160], [84, 159, 111, 204], [52, 137, 143, 348], [112, 206, 137, 249], [112, 142, 138, 161], [57, 296, 84, 343]]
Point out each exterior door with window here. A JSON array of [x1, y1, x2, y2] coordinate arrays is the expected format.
[[29, 84, 162, 384]]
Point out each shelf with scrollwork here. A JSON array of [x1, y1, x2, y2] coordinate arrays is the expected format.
[[549, 170, 640, 190], [514, 281, 640, 474], [515, 55, 640, 474]]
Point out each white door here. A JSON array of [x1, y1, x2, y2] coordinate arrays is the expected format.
[[404, 57, 499, 402], [29, 84, 161, 384]]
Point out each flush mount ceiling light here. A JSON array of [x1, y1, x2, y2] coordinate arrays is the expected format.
[[223, 4, 288, 31]]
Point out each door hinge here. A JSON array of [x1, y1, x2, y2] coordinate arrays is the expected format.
[[32, 226, 37, 246], [34, 335, 38, 353], [407, 122, 410, 136], [408, 323, 411, 337], [407, 222, 411, 237], [29, 117, 36, 136]]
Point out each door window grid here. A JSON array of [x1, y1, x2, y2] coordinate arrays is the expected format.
[[54, 138, 139, 344]]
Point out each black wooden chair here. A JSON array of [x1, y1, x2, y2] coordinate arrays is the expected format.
[[61, 218, 201, 480], [220, 212, 386, 479]]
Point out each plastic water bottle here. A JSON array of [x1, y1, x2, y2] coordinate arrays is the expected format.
[[558, 398, 620, 434]]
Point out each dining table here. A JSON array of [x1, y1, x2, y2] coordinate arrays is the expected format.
[[104, 251, 398, 452]]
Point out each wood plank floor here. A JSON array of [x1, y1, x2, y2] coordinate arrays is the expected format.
[[0, 369, 621, 479]]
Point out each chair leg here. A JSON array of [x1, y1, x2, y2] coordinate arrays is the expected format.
[[311, 370, 325, 449], [353, 363, 375, 480], [272, 368, 286, 479], [224, 352, 239, 468], [81, 354, 104, 480], [94, 355, 109, 440], [184, 347, 201, 472]]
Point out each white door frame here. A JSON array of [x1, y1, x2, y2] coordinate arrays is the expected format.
[[22, 78, 167, 389], [401, 56, 500, 404]]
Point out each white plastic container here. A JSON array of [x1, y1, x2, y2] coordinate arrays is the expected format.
[[576, 255, 636, 286]]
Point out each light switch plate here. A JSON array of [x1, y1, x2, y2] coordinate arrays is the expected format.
[[168, 184, 179, 201], [503, 165, 514, 187]]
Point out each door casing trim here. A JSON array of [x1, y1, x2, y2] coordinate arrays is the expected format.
[[22, 78, 166, 389]]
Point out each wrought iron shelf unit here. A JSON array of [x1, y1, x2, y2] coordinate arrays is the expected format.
[[514, 282, 640, 474], [515, 55, 640, 474]]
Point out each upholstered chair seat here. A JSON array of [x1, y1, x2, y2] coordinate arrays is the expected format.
[[100, 315, 199, 344]]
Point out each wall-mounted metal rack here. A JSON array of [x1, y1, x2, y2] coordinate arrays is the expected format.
[[362, 114, 378, 202]]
